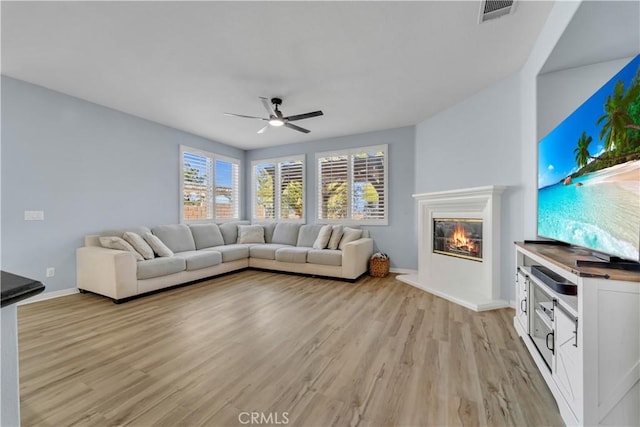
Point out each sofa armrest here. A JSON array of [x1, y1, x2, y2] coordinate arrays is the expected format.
[[342, 237, 374, 279], [76, 246, 137, 300]]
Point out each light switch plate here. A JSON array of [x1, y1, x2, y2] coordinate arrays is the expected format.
[[24, 211, 44, 221]]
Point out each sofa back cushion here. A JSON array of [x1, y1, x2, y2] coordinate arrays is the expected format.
[[189, 223, 225, 249], [218, 221, 251, 245], [296, 224, 325, 247], [254, 222, 277, 243], [100, 226, 151, 239], [271, 223, 301, 246], [151, 224, 196, 253]]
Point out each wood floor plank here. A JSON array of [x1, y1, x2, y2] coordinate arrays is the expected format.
[[18, 271, 564, 426]]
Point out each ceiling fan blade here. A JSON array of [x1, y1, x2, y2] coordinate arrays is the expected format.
[[224, 112, 268, 120], [257, 125, 269, 134], [259, 97, 276, 117], [284, 123, 310, 134], [283, 111, 324, 122]]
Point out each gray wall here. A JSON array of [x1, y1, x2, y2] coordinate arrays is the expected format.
[[1, 76, 245, 293], [245, 126, 417, 271], [415, 73, 523, 301]]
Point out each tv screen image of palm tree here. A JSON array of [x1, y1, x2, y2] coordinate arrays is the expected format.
[[537, 55, 640, 261]]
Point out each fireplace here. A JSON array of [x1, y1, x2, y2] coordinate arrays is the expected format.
[[396, 185, 508, 312], [433, 218, 483, 261]]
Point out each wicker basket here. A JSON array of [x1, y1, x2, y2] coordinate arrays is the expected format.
[[369, 256, 390, 278]]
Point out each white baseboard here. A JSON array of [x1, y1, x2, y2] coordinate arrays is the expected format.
[[389, 268, 418, 275], [17, 288, 79, 306]]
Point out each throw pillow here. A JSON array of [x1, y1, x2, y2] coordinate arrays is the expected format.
[[237, 225, 265, 244], [123, 232, 155, 260], [143, 232, 174, 257], [327, 225, 344, 250], [99, 236, 144, 261], [338, 227, 363, 250], [313, 224, 333, 249]]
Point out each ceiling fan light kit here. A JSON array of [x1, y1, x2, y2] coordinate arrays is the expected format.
[[225, 97, 323, 134]]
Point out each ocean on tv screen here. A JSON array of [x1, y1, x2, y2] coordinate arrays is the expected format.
[[538, 55, 640, 262], [538, 160, 640, 260]]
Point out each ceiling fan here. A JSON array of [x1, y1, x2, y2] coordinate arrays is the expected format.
[[224, 97, 323, 134]]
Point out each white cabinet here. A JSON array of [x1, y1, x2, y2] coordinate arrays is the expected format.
[[515, 270, 528, 333], [514, 242, 640, 426], [553, 306, 582, 420]]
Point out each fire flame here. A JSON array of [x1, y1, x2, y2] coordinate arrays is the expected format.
[[449, 224, 476, 253]]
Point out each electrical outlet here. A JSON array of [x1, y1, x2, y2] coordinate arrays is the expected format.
[[46, 267, 55, 278]]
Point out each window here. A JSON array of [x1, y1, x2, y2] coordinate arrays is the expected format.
[[316, 145, 387, 225], [180, 146, 240, 223], [252, 156, 305, 222]]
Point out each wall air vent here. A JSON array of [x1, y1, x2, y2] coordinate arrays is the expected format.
[[479, 0, 516, 23]]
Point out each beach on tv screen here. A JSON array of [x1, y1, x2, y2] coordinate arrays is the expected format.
[[537, 55, 640, 261]]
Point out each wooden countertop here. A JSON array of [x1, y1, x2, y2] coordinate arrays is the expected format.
[[515, 242, 640, 283]]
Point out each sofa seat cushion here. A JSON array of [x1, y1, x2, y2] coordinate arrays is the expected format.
[[275, 247, 310, 264], [249, 244, 290, 260], [175, 250, 222, 271], [307, 249, 343, 266], [151, 224, 196, 253], [204, 244, 249, 262], [137, 257, 186, 280]]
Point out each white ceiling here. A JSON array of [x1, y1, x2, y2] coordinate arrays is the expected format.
[[1, 1, 553, 150]]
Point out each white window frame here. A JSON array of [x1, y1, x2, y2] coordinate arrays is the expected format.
[[251, 155, 306, 223], [179, 145, 241, 224], [316, 144, 388, 226]]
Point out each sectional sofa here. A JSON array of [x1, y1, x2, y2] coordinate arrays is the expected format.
[[77, 221, 374, 302]]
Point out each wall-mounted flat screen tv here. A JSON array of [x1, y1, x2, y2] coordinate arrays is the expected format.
[[538, 55, 640, 262]]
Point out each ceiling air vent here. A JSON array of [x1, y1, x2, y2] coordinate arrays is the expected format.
[[479, 0, 516, 23]]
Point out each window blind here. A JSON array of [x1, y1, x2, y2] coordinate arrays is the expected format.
[[280, 160, 304, 219], [352, 150, 385, 220], [215, 159, 240, 220], [318, 154, 349, 220], [255, 163, 276, 219], [316, 145, 387, 224], [252, 156, 305, 222], [181, 146, 241, 223], [183, 151, 214, 221]]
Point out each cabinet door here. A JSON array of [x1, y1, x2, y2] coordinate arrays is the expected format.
[[515, 272, 528, 333], [553, 307, 582, 420]]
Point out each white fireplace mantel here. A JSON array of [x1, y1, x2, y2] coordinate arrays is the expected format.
[[397, 185, 508, 311]]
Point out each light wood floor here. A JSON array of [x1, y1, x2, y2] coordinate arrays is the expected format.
[[18, 271, 563, 426]]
